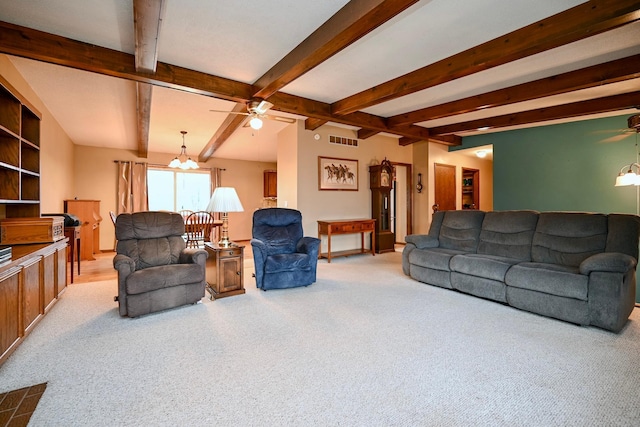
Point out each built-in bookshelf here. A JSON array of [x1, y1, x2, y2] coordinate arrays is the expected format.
[[0, 76, 41, 218]]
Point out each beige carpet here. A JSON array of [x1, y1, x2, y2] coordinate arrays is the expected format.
[[1, 252, 639, 426]]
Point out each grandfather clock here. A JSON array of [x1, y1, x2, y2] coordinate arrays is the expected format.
[[369, 159, 395, 253]]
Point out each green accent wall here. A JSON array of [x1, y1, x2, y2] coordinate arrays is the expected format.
[[455, 114, 640, 302]]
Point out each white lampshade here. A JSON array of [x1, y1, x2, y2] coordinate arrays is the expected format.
[[206, 187, 244, 213]]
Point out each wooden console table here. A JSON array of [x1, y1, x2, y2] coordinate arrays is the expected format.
[[317, 219, 376, 263]]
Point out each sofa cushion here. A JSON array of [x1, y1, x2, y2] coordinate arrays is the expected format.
[[531, 212, 607, 267], [408, 247, 466, 271], [450, 254, 521, 282], [438, 210, 485, 252], [478, 210, 538, 261], [126, 263, 205, 295], [505, 262, 588, 301]]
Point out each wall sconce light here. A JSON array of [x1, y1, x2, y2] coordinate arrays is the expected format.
[[416, 173, 423, 193]]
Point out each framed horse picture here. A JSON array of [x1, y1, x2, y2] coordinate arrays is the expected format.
[[318, 156, 359, 191]]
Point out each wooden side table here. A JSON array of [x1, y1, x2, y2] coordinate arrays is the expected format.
[[204, 243, 245, 300]]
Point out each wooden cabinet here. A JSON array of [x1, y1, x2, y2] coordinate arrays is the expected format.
[[64, 200, 101, 260], [0, 76, 41, 218], [263, 170, 277, 198], [0, 240, 68, 365], [204, 243, 245, 299]]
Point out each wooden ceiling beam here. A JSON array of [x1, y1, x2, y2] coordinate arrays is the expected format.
[[252, 0, 419, 99], [429, 91, 640, 135], [357, 129, 380, 139], [331, 0, 640, 116], [0, 20, 254, 102], [199, 104, 248, 160], [135, 83, 152, 158], [0, 20, 443, 147], [133, 0, 165, 73], [388, 54, 640, 127], [268, 92, 435, 142], [133, 0, 166, 158], [305, 118, 328, 130]]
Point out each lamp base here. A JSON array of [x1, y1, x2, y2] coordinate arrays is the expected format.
[[217, 213, 232, 247], [217, 237, 233, 248]]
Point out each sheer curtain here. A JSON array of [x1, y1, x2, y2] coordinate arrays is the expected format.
[[116, 161, 148, 214]]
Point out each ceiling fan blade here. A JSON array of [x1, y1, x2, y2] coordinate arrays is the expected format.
[[599, 133, 634, 143], [209, 109, 250, 116], [263, 114, 296, 124]]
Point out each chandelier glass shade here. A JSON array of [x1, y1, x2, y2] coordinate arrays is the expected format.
[[168, 131, 199, 170]]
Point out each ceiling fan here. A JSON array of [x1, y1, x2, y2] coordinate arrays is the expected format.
[[210, 98, 296, 130], [596, 113, 640, 143]]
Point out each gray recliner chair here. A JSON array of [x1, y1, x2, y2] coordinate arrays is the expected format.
[[113, 211, 208, 317]]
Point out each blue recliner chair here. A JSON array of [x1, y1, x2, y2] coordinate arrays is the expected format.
[[251, 208, 321, 290]]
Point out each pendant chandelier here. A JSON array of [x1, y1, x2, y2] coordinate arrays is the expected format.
[[168, 131, 199, 170]]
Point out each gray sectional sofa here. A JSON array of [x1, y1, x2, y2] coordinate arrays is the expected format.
[[402, 210, 640, 332]]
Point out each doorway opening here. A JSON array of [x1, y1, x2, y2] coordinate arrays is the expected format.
[[390, 162, 412, 249]]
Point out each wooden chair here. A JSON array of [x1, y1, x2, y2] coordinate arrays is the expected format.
[[178, 209, 193, 221], [185, 211, 214, 248]]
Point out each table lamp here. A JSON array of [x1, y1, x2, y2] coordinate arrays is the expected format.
[[206, 187, 244, 247]]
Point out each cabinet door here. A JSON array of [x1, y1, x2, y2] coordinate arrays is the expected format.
[[0, 267, 21, 362], [42, 251, 56, 313], [263, 171, 277, 198], [219, 257, 242, 293], [56, 245, 67, 294], [22, 258, 41, 333]]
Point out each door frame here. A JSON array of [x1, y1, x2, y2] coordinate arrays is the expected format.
[[390, 161, 413, 236]]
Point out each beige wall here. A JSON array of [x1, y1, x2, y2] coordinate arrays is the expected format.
[[278, 122, 414, 252], [73, 145, 275, 251], [0, 55, 75, 215]]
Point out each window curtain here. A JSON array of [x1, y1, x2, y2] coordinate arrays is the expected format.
[[210, 167, 223, 243], [116, 161, 149, 214]]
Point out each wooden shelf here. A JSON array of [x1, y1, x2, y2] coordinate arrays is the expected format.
[[0, 77, 41, 218]]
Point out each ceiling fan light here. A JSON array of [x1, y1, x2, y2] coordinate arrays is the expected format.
[[616, 170, 637, 187], [249, 116, 263, 130]]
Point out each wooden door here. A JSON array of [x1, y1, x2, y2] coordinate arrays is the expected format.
[[434, 163, 456, 212]]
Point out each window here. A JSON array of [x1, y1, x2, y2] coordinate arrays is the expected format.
[[148, 168, 211, 211]]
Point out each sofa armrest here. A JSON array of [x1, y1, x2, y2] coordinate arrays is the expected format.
[[579, 252, 637, 275], [405, 234, 439, 249], [113, 253, 135, 276], [297, 237, 321, 258], [179, 248, 208, 267]]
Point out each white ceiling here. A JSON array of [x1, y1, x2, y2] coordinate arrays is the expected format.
[[1, 0, 638, 163]]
